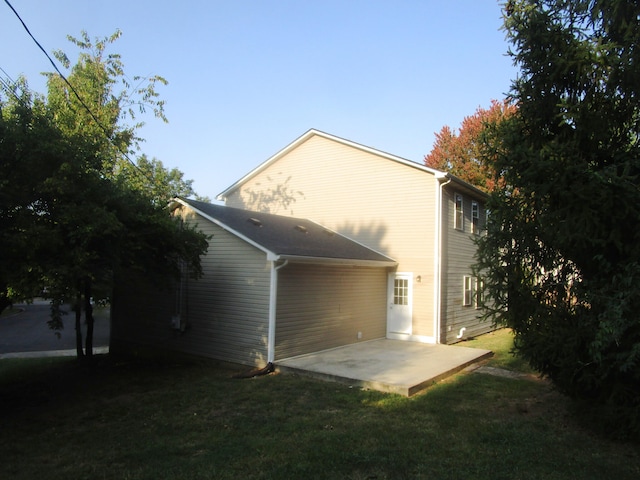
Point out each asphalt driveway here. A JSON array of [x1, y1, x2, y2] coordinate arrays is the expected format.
[[0, 300, 110, 356]]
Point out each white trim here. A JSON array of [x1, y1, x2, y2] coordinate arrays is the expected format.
[[463, 275, 474, 307], [387, 272, 413, 337], [277, 254, 397, 268], [386, 332, 412, 341], [471, 200, 480, 235], [267, 260, 289, 363], [434, 175, 451, 343], [216, 129, 446, 201], [173, 197, 274, 257], [454, 192, 464, 231], [386, 333, 436, 344], [410, 334, 437, 344], [174, 198, 397, 268]]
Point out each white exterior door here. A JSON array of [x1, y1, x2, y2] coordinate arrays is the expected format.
[[387, 273, 413, 337]]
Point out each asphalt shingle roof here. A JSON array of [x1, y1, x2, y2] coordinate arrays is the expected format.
[[180, 199, 396, 266]]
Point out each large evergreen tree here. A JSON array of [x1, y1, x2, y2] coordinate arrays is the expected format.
[[476, 0, 640, 438]]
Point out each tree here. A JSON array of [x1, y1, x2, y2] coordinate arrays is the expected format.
[[118, 154, 210, 205], [0, 31, 209, 360], [476, 0, 640, 439], [0, 80, 63, 313], [424, 100, 515, 192]]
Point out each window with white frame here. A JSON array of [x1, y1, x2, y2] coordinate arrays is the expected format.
[[463, 275, 473, 306], [471, 201, 479, 234], [463, 276, 484, 308], [454, 193, 464, 230], [475, 277, 484, 309], [393, 277, 409, 306]]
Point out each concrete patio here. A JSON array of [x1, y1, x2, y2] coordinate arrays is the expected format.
[[276, 339, 492, 396]]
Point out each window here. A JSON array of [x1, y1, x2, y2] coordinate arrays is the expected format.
[[475, 277, 484, 309], [463, 276, 473, 306], [454, 193, 464, 230], [471, 201, 479, 234], [394, 278, 409, 306], [463, 276, 484, 308]]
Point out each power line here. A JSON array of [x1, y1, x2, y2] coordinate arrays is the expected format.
[[3, 0, 154, 184]]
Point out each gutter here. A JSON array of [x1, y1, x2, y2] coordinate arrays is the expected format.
[[270, 253, 397, 268], [267, 259, 289, 364], [434, 173, 452, 344]]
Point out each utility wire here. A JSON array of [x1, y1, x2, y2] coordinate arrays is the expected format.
[[3, 0, 154, 184], [0, 67, 19, 96]]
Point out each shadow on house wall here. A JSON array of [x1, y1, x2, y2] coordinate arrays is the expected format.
[[237, 174, 305, 215]]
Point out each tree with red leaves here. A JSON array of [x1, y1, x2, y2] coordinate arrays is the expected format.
[[424, 100, 515, 192]]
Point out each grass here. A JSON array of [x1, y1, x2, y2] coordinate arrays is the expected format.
[[1, 330, 638, 479], [463, 328, 535, 373]]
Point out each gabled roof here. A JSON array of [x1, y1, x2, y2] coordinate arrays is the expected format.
[[176, 198, 397, 267], [216, 128, 486, 201]]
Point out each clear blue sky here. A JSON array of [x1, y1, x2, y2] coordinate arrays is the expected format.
[[2, 0, 516, 201]]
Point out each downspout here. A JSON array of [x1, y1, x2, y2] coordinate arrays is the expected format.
[[267, 259, 289, 364], [434, 174, 452, 344]]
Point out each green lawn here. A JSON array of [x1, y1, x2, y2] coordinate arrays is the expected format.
[[1, 329, 638, 479]]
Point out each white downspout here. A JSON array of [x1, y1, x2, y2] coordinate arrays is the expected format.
[[434, 175, 452, 344], [267, 259, 288, 363]]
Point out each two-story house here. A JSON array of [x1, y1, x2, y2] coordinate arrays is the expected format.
[[111, 129, 491, 367]]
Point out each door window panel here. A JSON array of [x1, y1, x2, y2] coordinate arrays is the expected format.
[[394, 278, 409, 306]]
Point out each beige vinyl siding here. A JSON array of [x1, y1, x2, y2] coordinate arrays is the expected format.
[[112, 206, 272, 366], [226, 134, 438, 338], [275, 263, 387, 360], [440, 187, 493, 343]]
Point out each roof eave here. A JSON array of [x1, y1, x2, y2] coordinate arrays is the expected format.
[[436, 172, 488, 199], [216, 128, 445, 201], [274, 254, 397, 268], [174, 197, 277, 258]]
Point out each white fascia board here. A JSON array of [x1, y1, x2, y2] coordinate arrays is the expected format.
[[216, 128, 446, 201], [174, 197, 276, 259], [216, 129, 319, 201], [313, 129, 444, 177], [277, 254, 397, 268], [439, 172, 488, 199]]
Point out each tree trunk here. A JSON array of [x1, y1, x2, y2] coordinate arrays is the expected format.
[[75, 287, 84, 358], [84, 277, 94, 359], [0, 286, 12, 315]]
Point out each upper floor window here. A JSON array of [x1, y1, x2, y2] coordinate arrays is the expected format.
[[454, 193, 464, 230], [471, 201, 480, 234]]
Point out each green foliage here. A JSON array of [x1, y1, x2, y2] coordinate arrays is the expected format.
[[476, 0, 640, 439], [0, 81, 62, 309], [0, 31, 208, 356], [117, 154, 201, 206]]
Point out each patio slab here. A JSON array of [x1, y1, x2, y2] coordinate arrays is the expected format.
[[276, 339, 492, 396]]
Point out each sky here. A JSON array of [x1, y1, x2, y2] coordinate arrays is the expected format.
[[1, 0, 517, 201]]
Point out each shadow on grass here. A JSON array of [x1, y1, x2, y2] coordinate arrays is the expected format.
[[1, 353, 639, 480]]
